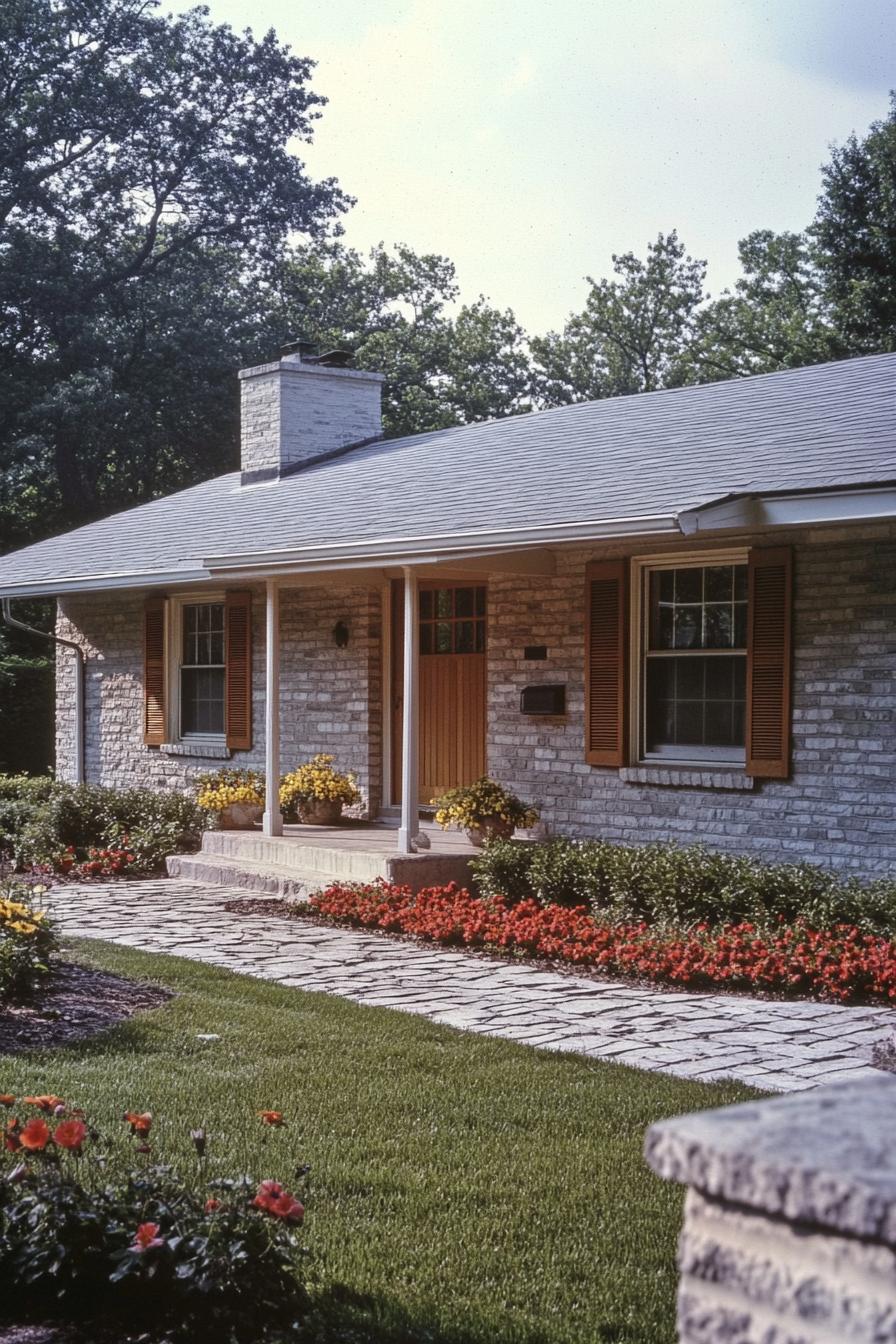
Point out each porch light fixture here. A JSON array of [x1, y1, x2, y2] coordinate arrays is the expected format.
[[332, 620, 350, 648]]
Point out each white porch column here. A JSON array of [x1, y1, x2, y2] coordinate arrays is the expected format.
[[263, 579, 283, 837], [398, 566, 420, 854]]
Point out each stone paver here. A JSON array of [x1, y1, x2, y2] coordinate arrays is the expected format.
[[50, 879, 895, 1093]]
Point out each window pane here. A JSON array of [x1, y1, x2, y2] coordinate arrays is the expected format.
[[704, 566, 733, 602], [181, 667, 225, 735], [455, 588, 475, 617], [182, 604, 225, 666], [420, 624, 432, 655], [705, 701, 735, 746], [645, 655, 745, 755], [436, 621, 452, 653], [420, 591, 432, 620], [704, 605, 733, 648], [456, 620, 475, 653], [673, 606, 701, 649], [436, 590, 452, 618], [649, 565, 749, 654], [475, 621, 485, 653], [675, 568, 702, 603], [475, 587, 486, 617]]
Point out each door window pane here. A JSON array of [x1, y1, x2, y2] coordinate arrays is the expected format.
[[419, 587, 486, 655]]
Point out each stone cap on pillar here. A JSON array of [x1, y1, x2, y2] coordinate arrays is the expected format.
[[644, 1074, 896, 1246]]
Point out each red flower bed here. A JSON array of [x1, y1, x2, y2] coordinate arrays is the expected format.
[[308, 882, 896, 1004]]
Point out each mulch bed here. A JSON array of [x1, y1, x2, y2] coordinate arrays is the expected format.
[[0, 962, 171, 1055]]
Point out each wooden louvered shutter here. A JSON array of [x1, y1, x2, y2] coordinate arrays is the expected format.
[[143, 596, 167, 745], [746, 546, 793, 778], [585, 559, 629, 766], [225, 590, 253, 750]]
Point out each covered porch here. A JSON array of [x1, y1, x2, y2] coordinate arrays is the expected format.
[[209, 544, 557, 858]]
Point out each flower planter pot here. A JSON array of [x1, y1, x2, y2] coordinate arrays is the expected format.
[[297, 799, 343, 826], [465, 817, 514, 847], [218, 803, 263, 830]]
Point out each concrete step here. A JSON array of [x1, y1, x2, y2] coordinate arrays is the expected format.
[[199, 829, 391, 882], [165, 852, 328, 898]]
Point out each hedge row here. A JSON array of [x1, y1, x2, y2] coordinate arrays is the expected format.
[[470, 838, 896, 938]]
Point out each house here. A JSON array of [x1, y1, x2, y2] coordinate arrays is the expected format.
[[0, 347, 893, 881]]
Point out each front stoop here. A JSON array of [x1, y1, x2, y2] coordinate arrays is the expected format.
[[166, 827, 475, 897]]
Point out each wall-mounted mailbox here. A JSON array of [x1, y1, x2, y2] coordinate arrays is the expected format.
[[520, 684, 566, 716]]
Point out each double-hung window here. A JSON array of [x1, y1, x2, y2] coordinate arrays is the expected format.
[[641, 560, 748, 764], [585, 548, 793, 777], [178, 601, 226, 738]]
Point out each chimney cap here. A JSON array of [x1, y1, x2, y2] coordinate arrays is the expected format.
[[280, 337, 318, 359], [310, 349, 354, 368]]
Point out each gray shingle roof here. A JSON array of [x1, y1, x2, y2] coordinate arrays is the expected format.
[[0, 353, 893, 595]]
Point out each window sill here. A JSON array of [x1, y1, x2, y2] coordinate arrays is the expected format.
[[155, 741, 232, 760], [619, 765, 755, 791]]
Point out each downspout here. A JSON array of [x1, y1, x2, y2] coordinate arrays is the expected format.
[[1, 598, 85, 784]]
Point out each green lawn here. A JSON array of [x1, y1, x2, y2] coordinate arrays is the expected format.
[[2, 940, 758, 1343]]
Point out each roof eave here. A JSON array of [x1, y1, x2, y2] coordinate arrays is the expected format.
[[677, 484, 896, 535]]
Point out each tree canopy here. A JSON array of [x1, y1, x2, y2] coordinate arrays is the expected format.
[[0, 0, 347, 548]]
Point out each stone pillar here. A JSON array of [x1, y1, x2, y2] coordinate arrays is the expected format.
[[644, 1075, 896, 1343]]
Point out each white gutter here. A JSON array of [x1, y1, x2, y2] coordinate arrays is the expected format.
[[677, 485, 896, 535], [0, 568, 213, 600]]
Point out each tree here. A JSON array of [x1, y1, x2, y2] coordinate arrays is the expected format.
[[530, 231, 706, 406], [689, 229, 840, 380], [0, 0, 347, 545], [811, 92, 896, 352], [266, 241, 531, 436]]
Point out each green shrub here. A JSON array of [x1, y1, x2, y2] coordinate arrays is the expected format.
[[1, 779, 204, 875], [471, 838, 896, 937], [0, 774, 57, 803], [0, 879, 56, 1000]]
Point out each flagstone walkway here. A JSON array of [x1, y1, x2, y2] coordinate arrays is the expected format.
[[51, 879, 894, 1093]]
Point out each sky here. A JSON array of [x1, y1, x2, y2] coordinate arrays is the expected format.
[[183, 0, 895, 333]]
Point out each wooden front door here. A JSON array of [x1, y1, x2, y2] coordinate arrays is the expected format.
[[391, 580, 487, 806]]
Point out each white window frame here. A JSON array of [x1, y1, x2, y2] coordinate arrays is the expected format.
[[167, 592, 227, 745], [628, 549, 749, 768]]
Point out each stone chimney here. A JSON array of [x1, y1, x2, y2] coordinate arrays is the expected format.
[[238, 344, 385, 484]]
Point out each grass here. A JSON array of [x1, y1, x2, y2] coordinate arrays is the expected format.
[[2, 939, 759, 1343]]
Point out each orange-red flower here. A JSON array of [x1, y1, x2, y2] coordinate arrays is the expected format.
[[5, 1118, 20, 1152], [53, 1119, 87, 1152], [18, 1117, 50, 1151], [204, 1198, 221, 1213], [258, 1110, 285, 1127], [252, 1180, 303, 1223], [0, 1095, 15, 1106], [124, 1110, 152, 1135], [132, 1222, 165, 1252], [24, 1095, 64, 1113]]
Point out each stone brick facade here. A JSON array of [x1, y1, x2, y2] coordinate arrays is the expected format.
[[56, 522, 895, 877], [56, 584, 383, 816], [487, 524, 896, 876]]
